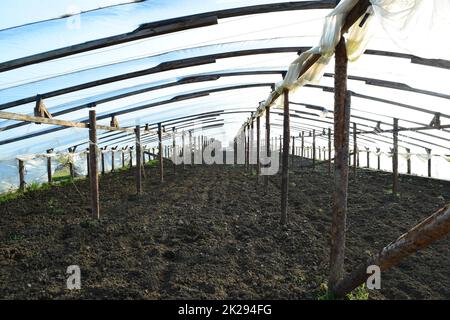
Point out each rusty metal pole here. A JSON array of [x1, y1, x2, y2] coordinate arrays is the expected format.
[[280, 89, 290, 226], [377, 148, 381, 170], [135, 126, 142, 195], [89, 110, 100, 219], [426, 148, 432, 178], [393, 118, 399, 194], [329, 37, 350, 292], [158, 123, 164, 183]]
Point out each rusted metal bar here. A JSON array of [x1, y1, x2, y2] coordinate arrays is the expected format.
[[366, 147, 370, 168], [280, 89, 290, 226], [301, 131, 305, 168], [329, 37, 350, 292], [89, 110, 100, 219], [426, 148, 432, 177]]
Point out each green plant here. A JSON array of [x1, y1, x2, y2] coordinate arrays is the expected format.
[[346, 284, 369, 300]]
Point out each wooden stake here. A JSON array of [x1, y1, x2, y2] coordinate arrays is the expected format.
[[426, 148, 432, 177], [159, 123, 164, 183], [280, 89, 290, 226], [135, 126, 142, 195], [393, 118, 399, 194], [89, 110, 100, 219], [329, 37, 350, 292]]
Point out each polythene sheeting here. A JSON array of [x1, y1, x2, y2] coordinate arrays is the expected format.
[[370, 0, 450, 60], [0, 0, 137, 30], [0, 0, 310, 62]]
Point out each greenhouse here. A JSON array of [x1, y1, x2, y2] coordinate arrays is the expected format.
[[0, 0, 449, 301]]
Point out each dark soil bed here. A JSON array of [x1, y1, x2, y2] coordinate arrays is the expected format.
[[1, 158, 449, 299]]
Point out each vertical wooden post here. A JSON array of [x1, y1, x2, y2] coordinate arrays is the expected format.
[[158, 123, 164, 183], [122, 149, 125, 168], [182, 131, 186, 170], [172, 127, 176, 174], [86, 149, 90, 177], [366, 147, 370, 168], [250, 117, 254, 174], [256, 115, 261, 182], [68, 148, 75, 179], [279, 135, 282, 165], [426, 148, 432, 178], [265, 105, 271, 188], [189, 130, 193, 166], [406, 148, 411, 174], [329, 37, 350, 292], [111, 149, 115, 172], [129, 148, 133, 167], [18, 159, 25, 191], [353, 122, 357, 179], [328, 128, 332, 176], [246, 125, 250, 171], [135, 126, 142, 195], [393, 118, 399, 194], [312, 130, 316, 170], [291, 136, 295, 168], [101, 148, 106, 175], [280, 89, 290, 226], [377, 148, 381, 170], [46, 149, 53, 183], [301, 131, 305, 169], [89, 110, 100, 220]]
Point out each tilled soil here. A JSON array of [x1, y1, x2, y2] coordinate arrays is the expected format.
[[0, 158, 449, 300]]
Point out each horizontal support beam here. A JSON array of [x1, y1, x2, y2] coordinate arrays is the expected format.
[[0, 111, 134, 132]]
